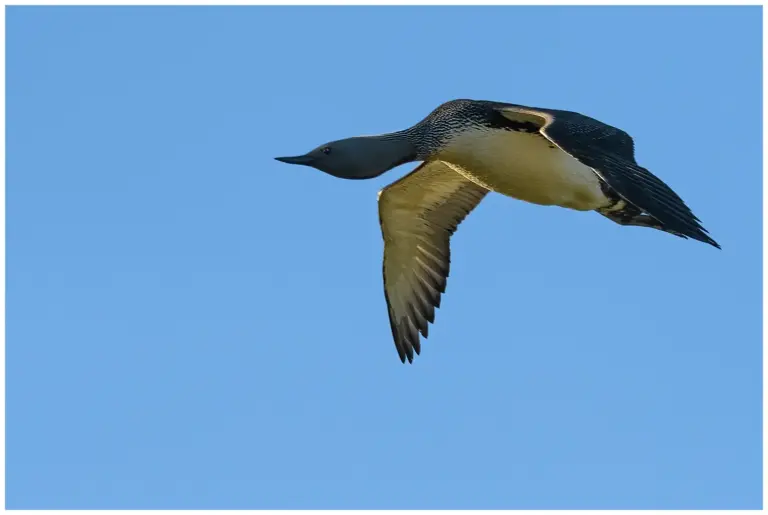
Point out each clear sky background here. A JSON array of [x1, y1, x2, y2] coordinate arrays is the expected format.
[[6, 5, 762, 510]]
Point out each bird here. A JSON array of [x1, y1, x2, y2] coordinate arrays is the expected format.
[[275, 99, 720, 363]]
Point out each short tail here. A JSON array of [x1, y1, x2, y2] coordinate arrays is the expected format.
[[598, 208, 720, 249]]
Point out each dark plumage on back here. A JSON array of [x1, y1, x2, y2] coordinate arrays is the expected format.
[[492, 102, 720, 248], [535, 108, 718, 248]]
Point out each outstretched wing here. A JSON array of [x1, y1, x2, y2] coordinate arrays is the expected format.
[[494, 104, 719, 248], [378, 160, 489, 363]]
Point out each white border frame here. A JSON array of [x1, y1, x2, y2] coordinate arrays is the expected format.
[[0, 2, 763, 513]]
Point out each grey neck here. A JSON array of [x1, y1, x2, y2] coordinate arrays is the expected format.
[[342, 130, 422, 179]]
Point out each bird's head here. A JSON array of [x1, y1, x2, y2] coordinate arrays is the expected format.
[[275, 135, 417, 180]]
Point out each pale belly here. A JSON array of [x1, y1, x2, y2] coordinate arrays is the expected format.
[[435, 128, 610, 211]]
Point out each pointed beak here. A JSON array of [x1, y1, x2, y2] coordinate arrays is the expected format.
[[274, 154, 314, 166]]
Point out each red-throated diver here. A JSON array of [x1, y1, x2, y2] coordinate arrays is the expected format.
[[276, 99, 719, 363]]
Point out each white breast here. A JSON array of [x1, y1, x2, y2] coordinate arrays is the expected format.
[[435, 127, 609, 211]]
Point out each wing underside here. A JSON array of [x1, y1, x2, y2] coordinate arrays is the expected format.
[[378, 160, 488, 363]]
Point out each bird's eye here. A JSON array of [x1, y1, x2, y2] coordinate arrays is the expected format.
[[322, 147, 332, 155]]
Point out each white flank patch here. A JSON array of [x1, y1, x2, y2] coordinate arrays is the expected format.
[[437, 127, 610, 211]]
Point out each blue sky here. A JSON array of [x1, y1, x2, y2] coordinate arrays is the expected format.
[[6, 5, 762, 509]]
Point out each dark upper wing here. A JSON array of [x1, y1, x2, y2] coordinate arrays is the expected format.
[[378, 160, 488, 363], [494, 104, 719, 248]]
